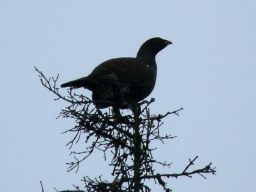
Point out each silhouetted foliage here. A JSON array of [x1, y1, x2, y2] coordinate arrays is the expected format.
[[36, 67, 216, 192]]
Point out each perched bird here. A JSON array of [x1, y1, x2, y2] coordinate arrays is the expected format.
[[61, 37, 172, 111]]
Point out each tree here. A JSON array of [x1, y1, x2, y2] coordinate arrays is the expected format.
[[35, 67, 216, 192]]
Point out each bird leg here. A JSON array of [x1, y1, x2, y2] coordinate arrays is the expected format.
[[126, 98, 141, 115], [113, 106, 122, 119]]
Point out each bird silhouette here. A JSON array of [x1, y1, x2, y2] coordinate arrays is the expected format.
[[61, 37, 172, 112]]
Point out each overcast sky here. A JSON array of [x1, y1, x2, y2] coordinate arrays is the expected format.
[[1, 1, 256, 192]]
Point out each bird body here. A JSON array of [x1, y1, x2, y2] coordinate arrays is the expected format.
[[61, 37, 171, 110]]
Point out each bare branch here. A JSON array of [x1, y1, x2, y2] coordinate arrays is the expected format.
[[35, 68, 215, 192]]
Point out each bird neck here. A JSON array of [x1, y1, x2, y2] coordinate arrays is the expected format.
[[137, 48, 157, 63], [136, 54, 157, 80], [148, 60, 157, 80], [136, 48, 157, 61]]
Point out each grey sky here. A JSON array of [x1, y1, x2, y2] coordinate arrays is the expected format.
[[1, 1, 256, 191]]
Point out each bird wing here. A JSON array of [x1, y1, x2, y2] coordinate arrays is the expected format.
[[90, 68, 121, 85], [90, 58, 153, 87]]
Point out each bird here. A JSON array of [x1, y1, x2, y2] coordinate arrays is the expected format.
[[61, 37, 172, 112]]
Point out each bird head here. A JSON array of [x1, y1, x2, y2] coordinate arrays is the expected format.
[[137, 37, 172, 58]]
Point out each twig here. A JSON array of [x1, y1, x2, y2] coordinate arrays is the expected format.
[[40, 181, 44, 192]]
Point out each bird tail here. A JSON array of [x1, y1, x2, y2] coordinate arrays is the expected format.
[[61, 76, 90, 88]]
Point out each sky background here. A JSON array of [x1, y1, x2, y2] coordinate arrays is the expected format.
[[1, 1, 256, 191]]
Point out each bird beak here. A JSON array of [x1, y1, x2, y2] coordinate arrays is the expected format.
[[165, 40, 173, 45]]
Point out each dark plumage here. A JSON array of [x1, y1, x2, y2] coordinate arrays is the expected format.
[[61, 37, 172, 110]]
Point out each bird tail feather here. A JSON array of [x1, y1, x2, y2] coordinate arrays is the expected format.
[[61, 76, 90, 88]]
